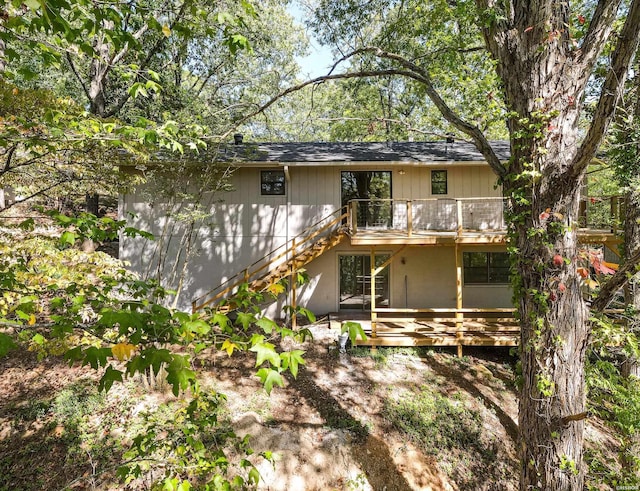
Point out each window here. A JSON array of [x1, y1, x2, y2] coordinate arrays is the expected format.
[[463, 252, 510, 284], [261, 170, 285, 195], [431, 170, 447, 195]]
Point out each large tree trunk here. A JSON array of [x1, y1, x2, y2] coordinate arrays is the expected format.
[[505, 122, 589, 490], [474, 1, 639, 489]]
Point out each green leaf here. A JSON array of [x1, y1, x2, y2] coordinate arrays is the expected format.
[[0, 333, 17, 357], [280, 350, 305, 378], [342, 321, 367, 344], [64, 345, 83, 365], [235, 312, 255, 330], [182, 319, 211, 336], [255, 368, 284, 395], [59, 230, 77, 247], [166, 355, 196, 396], [256, 316, 277, 334], [18, 218, 35, 230], [297, 307, 316, 323], [248, 467, 260, 485], [83, 346, 111, 369], [147, 348, 173, 375], [249, 341, 281, 368], [128, 82, 149, 98], [31, 333, 45, 346], [99, 364, 123, 392], [23, 0, 41, 10], [212, 313, 229, 331]]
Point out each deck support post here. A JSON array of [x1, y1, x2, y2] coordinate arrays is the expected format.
[[291, 239, 297, 329], [455, 242, 464, 357], [370, 246, 377, 349]]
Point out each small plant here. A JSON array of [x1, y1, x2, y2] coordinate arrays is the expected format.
[[383, 385, 483, 454]]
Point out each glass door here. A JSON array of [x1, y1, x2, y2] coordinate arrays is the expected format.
[[339, 254, 390, 310], [341, 171, 392, 228]]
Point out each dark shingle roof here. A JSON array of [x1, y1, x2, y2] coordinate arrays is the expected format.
[[144, 140, 510, 166], [220, 140, 510, 163]]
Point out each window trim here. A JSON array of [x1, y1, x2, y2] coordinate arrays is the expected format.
[[260, 169, 286, 196], [463, 251, 510, 285], [431, 169, 448, 195]]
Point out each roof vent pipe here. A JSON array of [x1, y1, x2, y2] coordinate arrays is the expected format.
[[233, 133, 244, 145]]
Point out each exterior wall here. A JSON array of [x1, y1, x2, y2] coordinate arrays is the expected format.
[[298, 243, 512, 315], [392, 165, 501, 199], [120, 163, 509, 314], [460, 244, 512, 309]]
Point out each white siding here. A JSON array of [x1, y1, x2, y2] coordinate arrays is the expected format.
[[120, 163, 510, 313]]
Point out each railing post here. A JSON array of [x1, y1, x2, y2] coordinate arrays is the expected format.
[[611, 196, 619, 234], [455, 243, 464, 357], [351, 201, 358, 234], [456, 199, 463, 237], [407, 200, 413, 237]]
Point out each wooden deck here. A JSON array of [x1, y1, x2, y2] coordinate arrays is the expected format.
[[329, 310, 520, 355], [348, 228, 619, 246]]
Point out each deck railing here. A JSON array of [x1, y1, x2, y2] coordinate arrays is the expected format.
[[348, 196, 621, 235], [348, 197, 507, 234]]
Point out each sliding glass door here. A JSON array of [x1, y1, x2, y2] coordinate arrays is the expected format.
[[339, 254, 390, 310]]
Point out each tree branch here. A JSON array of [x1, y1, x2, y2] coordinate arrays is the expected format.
[[578, 0, 624, 68], [1, 144, 17, 176], [591, 248, 640, 312], [105, 0, 191, 118], [65, 52, 91, 101], [571, 0, 640, 179], [0, 178, 72, 214], [354, 47, 507, 178], [233, 47, 508, 179]]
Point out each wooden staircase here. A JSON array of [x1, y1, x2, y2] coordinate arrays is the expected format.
[[192, 206, 349, 312]]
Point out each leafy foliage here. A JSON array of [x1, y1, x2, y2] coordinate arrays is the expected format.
[[0, 211, 313, 488], [118, 391, 269, 490]]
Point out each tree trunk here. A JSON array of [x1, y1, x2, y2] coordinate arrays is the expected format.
[[88, 22, 114, 117], [472, 2, 640, 488], [505, 138, 589, 490]]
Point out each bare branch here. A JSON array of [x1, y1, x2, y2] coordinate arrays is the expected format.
[[578, 0, 625, 68], [231, 47, 508, 178], [105, 0, 191, 118], [0, 178, 72, 213], [1, 144, 17, 176], [571, 0, 640, 179], [591, 248, 640, 312], [354, 47, 507, 178], [65, 52, 91, 101]]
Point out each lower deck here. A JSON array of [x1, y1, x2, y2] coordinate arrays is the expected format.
[[329, 309, 519, 356]]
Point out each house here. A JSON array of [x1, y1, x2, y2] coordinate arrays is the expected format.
[[119, 139, 620, 352]]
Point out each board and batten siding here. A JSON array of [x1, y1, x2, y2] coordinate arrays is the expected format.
[[120, 163, 510, 314], [391, 164, 502, 199]]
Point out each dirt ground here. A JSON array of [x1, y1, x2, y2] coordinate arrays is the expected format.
[[216, 323, 521, 491], [0, 320, 530, 491]]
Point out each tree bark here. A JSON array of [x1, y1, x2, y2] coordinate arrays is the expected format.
[[88, 24, 113, 118], [474, 1, 640, 489]]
